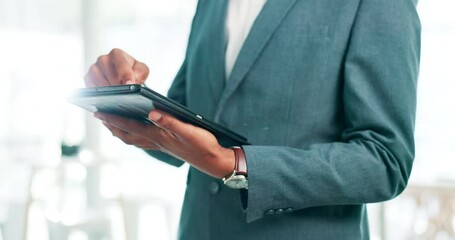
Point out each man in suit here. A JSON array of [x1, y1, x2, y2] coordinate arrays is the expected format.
[[85, 0, 421, 239]]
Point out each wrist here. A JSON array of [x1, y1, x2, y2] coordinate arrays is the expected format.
[[222, 146, 248, 189], [217, 147, 236, 179]]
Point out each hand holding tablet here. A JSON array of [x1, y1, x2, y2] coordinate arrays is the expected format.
[[78, 49, 247, 178]]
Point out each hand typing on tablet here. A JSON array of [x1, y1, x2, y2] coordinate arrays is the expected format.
[[93, 110, 235, 179], [84, 48, 149, 87]]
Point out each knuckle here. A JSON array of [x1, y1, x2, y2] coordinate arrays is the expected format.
[[109, 48, 123, 55], [151, 128, 165, 146], [157, 127, 167, 137], [86, 65, 97, 77], [96, 55, 107, 64], [121, 138, 133, 145], [133, 62, 150, 82], [118, 70, 133, 81], [88, 64, 97, 72], [110, 129, 121, 138], [83, 77, 92, 87], [161, 118, 175, 130], [116, 133, 132, 145], [111, 132, 120, 139]]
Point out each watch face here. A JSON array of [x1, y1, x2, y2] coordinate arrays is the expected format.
[[225, 175, 248, 189]]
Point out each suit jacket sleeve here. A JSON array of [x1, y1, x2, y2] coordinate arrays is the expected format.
[[242, 0, 421, 222]]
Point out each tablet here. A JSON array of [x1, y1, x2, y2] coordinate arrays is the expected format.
[[68, 84, 249, 146]]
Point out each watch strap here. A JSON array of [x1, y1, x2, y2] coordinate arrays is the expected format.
[[232, 147, 247, 176]]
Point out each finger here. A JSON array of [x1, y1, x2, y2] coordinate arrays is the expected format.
[[148, 110, 195, 138], [95, 112, 182, 149], [84, 65, 109, 87], [102, 121, 128, 135], [132, 60, 150, 84], [113, 61, 135, 84], [96, 55, 119, 85], [102, 122, 158, 147], [110, 49, 137, 84], [95, 112, 159, 141], [95, 112, 148, 132], [136, 144, 161, 150]]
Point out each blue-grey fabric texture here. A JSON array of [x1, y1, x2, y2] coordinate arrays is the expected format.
[[145, 0, 421, 239]]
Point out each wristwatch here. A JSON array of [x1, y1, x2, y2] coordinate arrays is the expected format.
[[222, 146, 248, 189]]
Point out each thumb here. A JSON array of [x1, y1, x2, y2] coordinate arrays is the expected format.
[[149, 110, 189, 134]]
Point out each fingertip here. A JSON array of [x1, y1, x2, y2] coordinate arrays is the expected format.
[[125, 80, 134, 85]]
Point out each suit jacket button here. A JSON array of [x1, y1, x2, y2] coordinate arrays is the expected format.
[[209, 182, 220, 195], [265, 209, 275, 215], [276, 208, 284, 214], [285, 207, 294, 213]]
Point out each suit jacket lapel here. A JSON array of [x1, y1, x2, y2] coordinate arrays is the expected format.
[[214, 0, 298, 121]]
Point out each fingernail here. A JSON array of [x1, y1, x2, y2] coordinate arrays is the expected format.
[[125, 80, 134, 85], [149, 111, 162, 122]]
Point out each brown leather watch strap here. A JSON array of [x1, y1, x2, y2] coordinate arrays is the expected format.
[[232, 147, 247, 176]]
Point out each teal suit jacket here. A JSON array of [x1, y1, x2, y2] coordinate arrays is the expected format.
[[147, 0, 421, 239]]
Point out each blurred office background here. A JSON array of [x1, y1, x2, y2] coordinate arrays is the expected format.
[[0, 0, 453, 239]]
